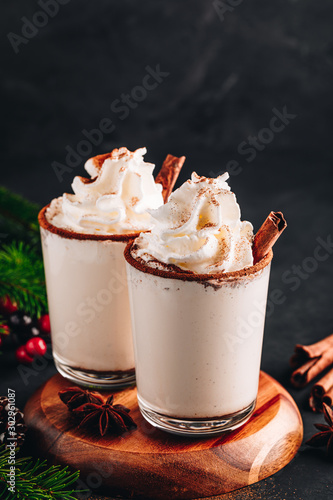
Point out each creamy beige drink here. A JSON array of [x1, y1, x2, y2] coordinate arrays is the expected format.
[[39, 147, 165, 388], [125, 172, 278, 434]]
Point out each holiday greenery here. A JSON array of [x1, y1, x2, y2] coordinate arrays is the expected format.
[[0, 444, 83, 500], [0, 242, 47, 319], [0, 187, 40, 248], [0, 186, 47, 344]]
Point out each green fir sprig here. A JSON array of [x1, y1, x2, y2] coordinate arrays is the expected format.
[[0, 242, 47, 318], [0, 444, 83, 500], [0, 187, 40, 248]]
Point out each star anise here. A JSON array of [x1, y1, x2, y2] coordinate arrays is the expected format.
[[306, 403, 333, 457], [58, 387, 103, 410], [73, 395, 137, 436]]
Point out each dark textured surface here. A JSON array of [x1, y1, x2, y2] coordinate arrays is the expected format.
[[1, 1, 333, 498]]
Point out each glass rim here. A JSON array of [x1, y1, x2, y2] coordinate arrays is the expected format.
[[124, 240, 273, 283]]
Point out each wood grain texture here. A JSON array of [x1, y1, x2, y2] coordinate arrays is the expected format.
[[24, 372, 303, 500]]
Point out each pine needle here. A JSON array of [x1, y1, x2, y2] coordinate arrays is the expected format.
[[0, 445, 84, 499], [0, 187, 39, 233], [0, 187, 40, 248], [0, 242, 47, 317]]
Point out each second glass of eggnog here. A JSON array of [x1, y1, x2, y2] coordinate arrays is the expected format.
[[125, 172, 276, 435]]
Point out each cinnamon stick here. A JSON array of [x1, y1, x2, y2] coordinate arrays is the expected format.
[[309, 394, 323, 413], [252, 211, 287, 264], [309, 368, 333, 412], [322, 386, 333, 407], [290, 358, 321, 388], [155, 154, 186, 203], [290, 334, 333, 388]]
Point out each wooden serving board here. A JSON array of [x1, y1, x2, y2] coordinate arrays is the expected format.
[[24, 372, 303, 500]]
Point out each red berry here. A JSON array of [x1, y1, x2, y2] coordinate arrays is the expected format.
[[15, 345, 34, 364], [0, 296, 18, 315], [38, 314, 51, 334], [25, 337, 47, 357]]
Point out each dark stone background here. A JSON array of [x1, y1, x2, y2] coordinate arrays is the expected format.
[[1, 1, 333, 498]]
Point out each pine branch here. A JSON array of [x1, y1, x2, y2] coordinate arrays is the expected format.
[[0, 444, 84, 499], [0, 187, 40, 235], [0, 242, 47, 317], [0, 217, 40, 250]]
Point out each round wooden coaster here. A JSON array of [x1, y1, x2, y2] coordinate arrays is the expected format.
[[24, 372, 303, 499]]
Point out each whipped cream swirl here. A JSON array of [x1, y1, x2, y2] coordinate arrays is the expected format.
[[49, 147, 164, 234], [133, 172, 254, 273]]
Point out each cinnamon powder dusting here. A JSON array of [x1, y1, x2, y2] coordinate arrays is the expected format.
[[77, 176, 97, 185], [38, 204, 140, 242], [126, 240, 273, 284], [87, 147, 140, 174]]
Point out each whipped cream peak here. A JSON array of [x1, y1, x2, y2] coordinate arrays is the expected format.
[[84, 147, 146, 177], [133, 171, 254, 274], [49, 147, 164, 234]]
